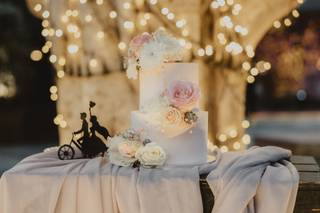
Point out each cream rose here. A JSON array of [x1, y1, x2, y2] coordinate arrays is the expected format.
[[163, 106, 182, 126], [135, 143, 166, 167]]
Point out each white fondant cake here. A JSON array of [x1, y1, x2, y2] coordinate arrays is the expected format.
[[131, 62, 208, 165]]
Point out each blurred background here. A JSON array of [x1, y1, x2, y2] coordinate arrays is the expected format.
[[0, 0, 319, 174]]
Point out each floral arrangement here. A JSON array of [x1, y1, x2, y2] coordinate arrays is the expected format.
[[142, 80, 200, 131], [126, 28, 184, 79], [108, 129, 167, 168]]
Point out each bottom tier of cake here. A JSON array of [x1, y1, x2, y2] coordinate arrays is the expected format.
[[131, 111, 208, 165]]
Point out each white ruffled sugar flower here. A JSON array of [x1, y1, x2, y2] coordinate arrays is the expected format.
[[126, 58, 138, 79], [139, 41, 165, 70], [153, 28, 184, 61], [135, 142, 167, 167]]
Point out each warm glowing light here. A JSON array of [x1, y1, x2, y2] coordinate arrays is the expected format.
[[67, 44, 79, 54], [264, 62, 271, 70], [96, 0, 104, 5], [284, 18, 292, 26], [50, 93, 58, 102], [241, 120, 250, 128], [42, 20, 49, 28], [211, 1, 219, 9], [297, 0, 304, 4], [176, 19, 186, 28], [273, 20, 281, 28], [123, 21, 134, 29], [109, 11, 117, 19], [233, 142, 241, 150], [250, 68, 259, 76], [41, 29, 49, 37], [89, 59, 98, 67], [85, 15, 92, 22], [118, 42, 127, 50], [30, 50, 43, 61], [242, 61, 251, 71], [57, 70, 65, 78], [72, 10, 79, 17], [167, 13, 175, 20], [58, 57, 66, 66], [149, 0, 157, 5], [42, 10, 50, 18], [228, 129, 237, 138], [41, 45, 50, 53], [123, 2, 131, 9], [220, 145, 229, 152], [55, 29, 63, 37], [197, 48, 205, 57], [292, 9, 300, 18], [97, 31, 105, 39], [247, 75, 255, 83], [161, 8, 169, 15], [182, 29, 189, 37], [242, 134, 251, 145], [218, 134, 227, 142], [225, 42, 243, 55], [205, 45, 214, 56], [49, 55, 57, 63], [220, 16, 233, 29], [80, 0, 87, 4], [34, 4, 42, 12], [50, 85, 58, 94]]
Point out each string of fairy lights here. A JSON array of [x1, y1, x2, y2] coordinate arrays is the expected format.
[[29, 0, 302, 151]]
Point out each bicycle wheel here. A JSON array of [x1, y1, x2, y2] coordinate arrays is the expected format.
[[58, 144, 75, 160]]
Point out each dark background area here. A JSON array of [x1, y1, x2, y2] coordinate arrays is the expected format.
[[0, 0, 58, 145]]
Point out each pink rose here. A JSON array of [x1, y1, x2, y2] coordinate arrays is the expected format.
[[128, 32, 153, 58], [166, 80, 200, 109]]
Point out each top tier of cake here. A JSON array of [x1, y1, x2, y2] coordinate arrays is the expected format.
[[139, 63, 199, 110]]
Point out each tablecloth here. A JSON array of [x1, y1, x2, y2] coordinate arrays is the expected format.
[[0, 146, 299, 213]]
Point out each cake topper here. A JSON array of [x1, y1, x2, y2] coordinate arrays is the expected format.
[[58, 101, 110, 160]]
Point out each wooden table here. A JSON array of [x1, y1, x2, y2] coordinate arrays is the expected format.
[[200, 156, 320, 213]]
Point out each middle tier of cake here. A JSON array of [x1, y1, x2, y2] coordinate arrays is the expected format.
[[131, 111, 208, 165]]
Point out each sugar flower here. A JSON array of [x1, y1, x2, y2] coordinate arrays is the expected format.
[[135, 142, 166, 167], [166, 80, 200, 110]]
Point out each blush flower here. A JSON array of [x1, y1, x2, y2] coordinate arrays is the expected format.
[[166, 80, 200, 109], [118, 140, 142, 158]]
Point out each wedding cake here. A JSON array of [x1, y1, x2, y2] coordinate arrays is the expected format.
[[108, 29, 208, 167]]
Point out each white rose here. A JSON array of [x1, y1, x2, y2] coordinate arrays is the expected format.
[[135, 143, 167, 167]]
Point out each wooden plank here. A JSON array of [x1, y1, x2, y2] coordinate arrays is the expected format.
[[299, 172, 320, 185], [295, 164, 320, 172], [291, 155, 318, 165]]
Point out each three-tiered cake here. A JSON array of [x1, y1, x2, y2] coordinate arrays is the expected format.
[[108, 29, 208, 167]]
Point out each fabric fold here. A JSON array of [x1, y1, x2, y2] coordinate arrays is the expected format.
[[0, 146, 299, 213]]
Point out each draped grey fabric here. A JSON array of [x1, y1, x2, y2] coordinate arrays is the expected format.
[[0, 146, 298, 213]]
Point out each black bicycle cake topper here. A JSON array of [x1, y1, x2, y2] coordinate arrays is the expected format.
[[58, 101, 110, 160]]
